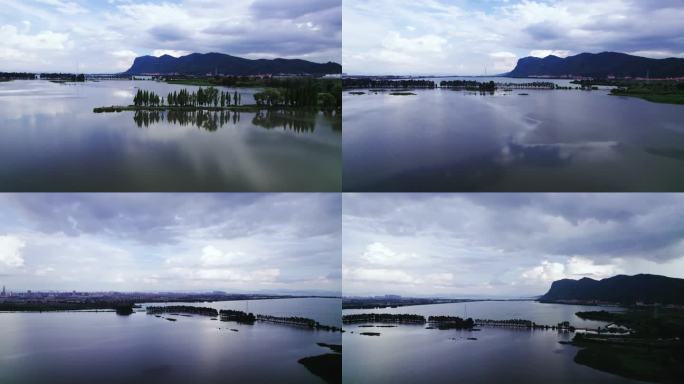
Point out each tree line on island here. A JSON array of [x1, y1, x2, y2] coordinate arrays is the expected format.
[[133, 87, 243, 108], [147, 305, 219, 317], [343, 313, 427, 324], [428, 316, 475, 330], [257, 314, 342, 332], [143, 305, 341, 331], [128, 84, 338, 111], [343, 79, 437, 89]]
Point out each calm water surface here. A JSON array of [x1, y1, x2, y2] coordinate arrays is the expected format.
[[344, 84, 684, 191], [343, 301, 642, 384], [0, 298, 340, 384], [0, 80, 341, 191]]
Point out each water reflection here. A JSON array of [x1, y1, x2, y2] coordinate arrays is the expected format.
[[343, 87, 684, 191], [131, 109, 341, 134], [133, 110, 240, 131]]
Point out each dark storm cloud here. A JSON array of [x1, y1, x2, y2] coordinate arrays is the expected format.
[[0, 194, 340, 292], [343, 194, 684, 296], [148, 25, 189, 42], [6, 193, 340, 245], [250, 0, 340, 19]]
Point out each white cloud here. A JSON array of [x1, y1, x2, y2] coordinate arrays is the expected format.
[[200, 245, 245, 267], [522, 256, 621, 283], [361, 242, 416, 266], [529, 49, 571, 58], [489, 51, 518, 72], [152, 49, 190, 58], [344, 266, 418, 284], [170, 267, 280, 283], [0, 235, 26, 269], [35, 0, 88, 15]]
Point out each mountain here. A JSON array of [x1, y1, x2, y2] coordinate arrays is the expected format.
[[507, 52, 684, 79], [539, 274, 684, 305], [124, 52, 341, 76]]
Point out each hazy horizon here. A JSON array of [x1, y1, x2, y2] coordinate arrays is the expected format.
[[0, 0, 341, 73], [343, 194, 684, 297], [0, 194, 341, 293], [343, 0, 684, 76]]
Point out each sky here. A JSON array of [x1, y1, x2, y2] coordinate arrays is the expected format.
[[343, 193, 684, 298], [0, 0, 341, 73], [0, 194, 341, 295], [343, 0, 684, 75]]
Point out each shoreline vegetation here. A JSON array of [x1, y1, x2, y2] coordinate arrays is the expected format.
[[342, 77, 684, 105], [342, 297, 532, 310], [0, 293, 338, 314], [566, 308, 684, 384], [0, 72, 85, 82], [298, 352, 341, 384]]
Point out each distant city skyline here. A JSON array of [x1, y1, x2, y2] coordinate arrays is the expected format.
[[0, 194, 341, 294], [343, 194, 684, 297], [343, 0, 684, 75], [0, 0, 341, 73]]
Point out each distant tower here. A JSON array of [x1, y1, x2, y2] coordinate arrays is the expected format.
[[1, 285, 5, 297]]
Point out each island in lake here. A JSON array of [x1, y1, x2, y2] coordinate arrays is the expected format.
[[0, 51, 342, 192]]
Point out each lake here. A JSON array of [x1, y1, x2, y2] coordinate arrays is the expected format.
[[342, 301, 644, 384], [343, 82, 684, 191], [0, 298, 340, 384], [0, 80, 341, 192]]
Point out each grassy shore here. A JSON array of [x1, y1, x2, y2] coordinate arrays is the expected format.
[[569, 307, 684, 383], [611, 91, 684, 105], [298, 353, 341, 384], [590, 80, 684, 105], [573, 336, 683, 384]]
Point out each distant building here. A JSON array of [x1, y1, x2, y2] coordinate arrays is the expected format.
[[131, 75, 154, 81], [1, 285, 5, 296]]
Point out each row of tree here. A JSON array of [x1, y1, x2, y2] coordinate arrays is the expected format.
[[440, 80, 496, 92], [146, 305, 219, 317], [343, 79, 437, 89], [133, 87, 243, 107], [252, 78, 341, 111], [342, 313, 427, 324], [219, 309, 256, 324], [427, 316, 475, 330], [133, 90, 162, 106]]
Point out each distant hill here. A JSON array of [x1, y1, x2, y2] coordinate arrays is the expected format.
[[124, 52, 341, 76], [507, 52, 684, 79], [539, 274, 684, 305]]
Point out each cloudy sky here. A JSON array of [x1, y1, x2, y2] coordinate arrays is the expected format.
[[344, 0, 684, 75], [343, 194, 684, 298], [0, 194, 340, 294], [0, 0, 341, 73]]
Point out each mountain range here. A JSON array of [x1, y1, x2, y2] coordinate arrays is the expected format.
[[539, 274, 684, 305], [507, 52, 684, 79], [124, 52, 341, 76]]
